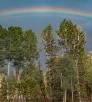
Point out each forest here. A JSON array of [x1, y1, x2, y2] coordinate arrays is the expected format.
[[0, 19, 92, 102]]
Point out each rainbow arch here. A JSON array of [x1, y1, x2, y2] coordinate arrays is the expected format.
[[0, 6, 92, 18]]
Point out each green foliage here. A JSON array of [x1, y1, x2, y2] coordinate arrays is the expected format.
[[23, 29, 38, 64], [20, 65, 42, 100], [57, 19, 85, 57], [46, 66, 62, 101], [57, 19, 86, 101], [0, 19, 89, 102], [0, 25, 8, 66], [58, 54, 76, 90], [7, 76, 17, 99], [0, 77, 7, 101], [85, 52, 92, 89], [42, 24, 57, 57], [0, 76, 17, 101]]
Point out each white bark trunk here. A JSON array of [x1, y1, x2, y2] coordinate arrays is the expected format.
[[64, 90, 67, 102], [8, 61, 10, 76], [71, 78, 74, 102], [63, 90, 67, 102], [7, 61, 10, 101], [71, 90, 74, 102], [61, 73, 63, 88]]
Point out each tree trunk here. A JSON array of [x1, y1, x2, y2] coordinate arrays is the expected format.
[[60, 73, 63, 102], [90, 92, 92, 102], [71, 78, 74, 102], [60, 73, 63, 88], [75, 60, 82, 102], [7, 62, 10, 102], [63, 90, 67, 102], [71, 89, 74, 102]]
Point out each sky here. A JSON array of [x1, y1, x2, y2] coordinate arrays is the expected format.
[[0, 0, 92, 52]]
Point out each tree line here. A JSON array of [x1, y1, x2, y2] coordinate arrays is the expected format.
[[0, 19, 92, 102]]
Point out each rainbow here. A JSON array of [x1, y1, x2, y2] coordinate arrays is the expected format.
[[0, 6, 92, 18]]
